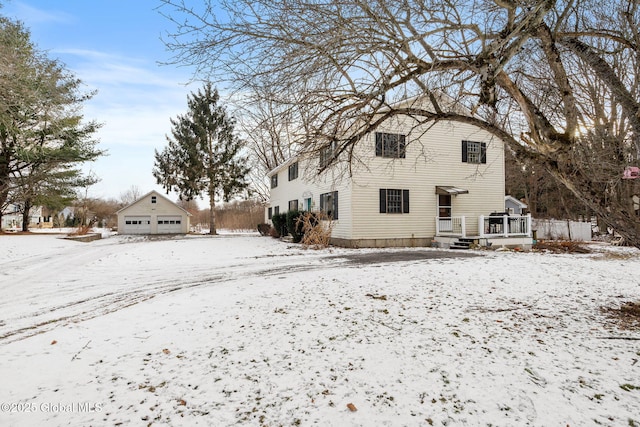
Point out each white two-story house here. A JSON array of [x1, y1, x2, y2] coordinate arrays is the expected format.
[[266, 97, 532, 249]]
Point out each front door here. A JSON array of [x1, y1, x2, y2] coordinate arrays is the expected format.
[[437, 194, 453, 232]]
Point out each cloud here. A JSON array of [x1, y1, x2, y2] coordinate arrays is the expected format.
[[6, 2, 72, 25]]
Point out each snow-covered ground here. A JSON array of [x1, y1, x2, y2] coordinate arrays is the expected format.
[[0, 233, 639, 426]]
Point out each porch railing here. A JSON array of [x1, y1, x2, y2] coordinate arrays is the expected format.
[[435, 216, 466, 236], [435, 214, 532, 238], [479, 214, 532, 238]]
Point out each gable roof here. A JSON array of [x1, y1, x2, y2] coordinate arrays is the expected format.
[[267, 156, 299, 178], [505, 195, 528, 209], [116, 190, 192, 215]]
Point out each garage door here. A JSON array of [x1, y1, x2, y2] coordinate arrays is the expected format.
[[157, 216, 183, 234], [123, 216, 151, 234]]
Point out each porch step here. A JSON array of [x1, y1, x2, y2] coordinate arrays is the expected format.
[[450, 238, 475, 250]]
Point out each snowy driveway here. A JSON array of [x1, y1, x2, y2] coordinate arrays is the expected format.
[[1, 233, 639, 426]]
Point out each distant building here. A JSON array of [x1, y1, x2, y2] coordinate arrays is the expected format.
[[1, 204, 43, 230], [505, 195, 528, 215], [116, 190, 191, 234]]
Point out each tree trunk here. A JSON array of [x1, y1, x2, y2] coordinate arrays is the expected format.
[[21, 198, 32, 232], [0, 149, 9, 231], [550, 166, 640, 247], [208, 188, 217, 235]]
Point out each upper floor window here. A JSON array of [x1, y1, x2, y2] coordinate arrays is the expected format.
[[319, 142, 337, 169], [379, 189, 410, 214], [375, 132, 406, 158], [462, 141, 487, 164], [288, 162, 299, 181], [271, 173, 278, 189], [151, 196, 157, 204]]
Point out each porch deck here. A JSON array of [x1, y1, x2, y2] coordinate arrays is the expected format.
[[435, 214, 534, 249]]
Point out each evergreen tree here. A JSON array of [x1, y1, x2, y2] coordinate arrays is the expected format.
[[153, 83, 250, 234], [0, 15, 103, 228]]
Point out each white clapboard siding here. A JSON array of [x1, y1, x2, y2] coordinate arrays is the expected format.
[[267, 107, 506, 243]]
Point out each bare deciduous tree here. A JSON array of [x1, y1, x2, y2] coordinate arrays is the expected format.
[[160, 0, 640, 247], [119, 185, 142, 206]]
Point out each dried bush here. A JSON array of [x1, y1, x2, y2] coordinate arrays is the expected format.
[[297, 211, 334, 249], [68, 225, 91, 236]]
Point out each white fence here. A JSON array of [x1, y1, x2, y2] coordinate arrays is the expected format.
[[532, 219, 592, 242]]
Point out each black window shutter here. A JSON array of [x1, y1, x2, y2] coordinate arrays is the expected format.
[[375, 133, 382, 156], [481, 142, 487, 164], [333, 191, 338, 220], [399, 135, 406, 158], [320, 194, 325, 212], [462, 140, 468, 163], [379, 189, 387, 213], [403, 189, 410, 213]]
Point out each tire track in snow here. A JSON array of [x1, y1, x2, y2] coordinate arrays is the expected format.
[[0, 262, 323, 345], [0, 246, 471, 345]]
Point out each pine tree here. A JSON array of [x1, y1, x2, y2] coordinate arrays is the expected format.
[[153, 83, 250, 234], [0, 16, 103, 228]]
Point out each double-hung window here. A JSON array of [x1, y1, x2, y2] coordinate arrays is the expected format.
[[288, 199, 299, 211], [288, 162, 299, 181], [319, 191, 338, 220], [375, 132, 406, 158], [462, 140, 487, 164], [270, 173, 278, 188], [379, 189, 410, 214], [319, 142, 337, 168]]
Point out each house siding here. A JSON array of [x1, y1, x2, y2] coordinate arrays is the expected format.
[[267, 106, 506, 247], [267, 158, 353, 240], [348, 118, 504, 241]]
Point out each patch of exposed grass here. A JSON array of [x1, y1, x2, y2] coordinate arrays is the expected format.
[[620, 384, 640, 392], [533, 240, 591, 253], [603, 301, 640, 330]]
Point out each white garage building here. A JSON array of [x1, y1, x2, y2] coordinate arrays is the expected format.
[[116, 190, 191, 234]]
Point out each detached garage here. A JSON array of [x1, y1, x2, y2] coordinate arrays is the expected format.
[[116, 190, 191, 235]]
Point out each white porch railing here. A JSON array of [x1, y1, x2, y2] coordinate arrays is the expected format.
[[435, 214, 532, 238], [479, 214, 532, 238], [435, 216, 466, 236]]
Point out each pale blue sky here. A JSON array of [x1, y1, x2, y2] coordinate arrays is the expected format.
[[3, 0, 200, 203]]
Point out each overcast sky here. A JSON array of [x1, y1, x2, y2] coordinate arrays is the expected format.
[[3, 0, 203, 204]]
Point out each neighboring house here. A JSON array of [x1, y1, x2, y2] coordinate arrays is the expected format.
[[505, 195, 528, 215], [1, 204, 43, 230], [116, 190, 191, 234], [266, 96, 533, 249]]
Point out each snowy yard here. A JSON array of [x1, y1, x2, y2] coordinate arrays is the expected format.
[[1, 233, 639, 426]]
